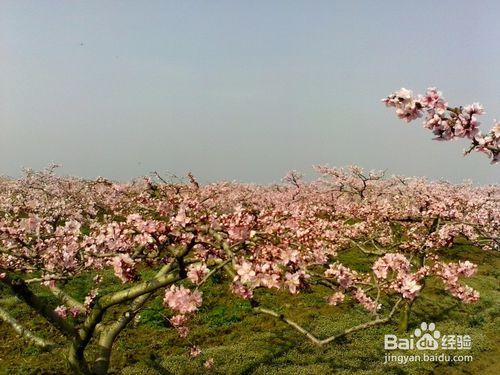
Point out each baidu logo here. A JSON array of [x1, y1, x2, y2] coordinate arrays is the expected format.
[[384, 322, 471, 351], [414, 322, 440, 350]]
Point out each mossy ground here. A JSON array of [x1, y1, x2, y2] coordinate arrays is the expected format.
[[0, 246, 498, 375]]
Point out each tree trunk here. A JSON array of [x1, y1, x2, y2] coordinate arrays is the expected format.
[[68, 342, 91, 375]]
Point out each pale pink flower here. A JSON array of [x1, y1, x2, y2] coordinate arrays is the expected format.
[[325, 263, 357, 289], [372, 253, 410, 279], [464, 102, 485, 115], [54, 305, 68, 318], [420, 87, 447, 113], [174, 207, 191, 227], [163, 285, 202, 314], [231, 283, 254, 299], [84, 288, 99, 310], [189, 346, 202, 358], [327, 292, 345, 306], [187, 263, 209, 285], [234, 261, 256, 284], [492, 121, 500, 137], [280, 249, 300, 266], [353, 289, 380, 313], [398, 275, 422, 300], [111, 254, 136, 283], [284, 271, 304, 294]]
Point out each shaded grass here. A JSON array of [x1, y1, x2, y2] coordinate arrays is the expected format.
[[0, 245, 498, 374]]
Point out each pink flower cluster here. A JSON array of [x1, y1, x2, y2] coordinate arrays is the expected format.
[[324, 263, 359, 289], [111, 254, 136, 283], [233, 259, 281, 288], [84, 288, 99, 310], [163, 285, 203, 314], [372, 253, 424, 300], [224, 205, 256, 243], [231, 282, 254, 299], [434, 261, 479, 303], [383, 88, 424, 122], [383, 87, 499, 163], [353, 289, 380, 313], [232, 258, 310, 295], [54, 305, 82, 319], [169, 314, 190, 337], [284, 270, 310, 294], [163, 285, 203, 338], [372, 253, 410, 279], [327, 291, 345, 306], [187, 263, 210, 285]]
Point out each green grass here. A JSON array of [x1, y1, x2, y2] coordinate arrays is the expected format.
[[0, 246, 499, 374]]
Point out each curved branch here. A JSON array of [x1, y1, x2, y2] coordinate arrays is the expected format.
[[254, 298, 403, 346]]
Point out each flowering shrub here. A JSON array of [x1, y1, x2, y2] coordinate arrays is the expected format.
[[0, 95, 498, 373]]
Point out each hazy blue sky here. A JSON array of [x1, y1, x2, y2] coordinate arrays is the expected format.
[[1, 1, 499, 184]]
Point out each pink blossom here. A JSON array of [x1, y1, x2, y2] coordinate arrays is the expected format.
[[384, 86, 499, 163], [174, 207, 191, 227], [397, 275, 422, 300], [420, 87, 447, 113], [111, 254, 136, 283], [163, 285, 202, 314], [54, 305, 68, 318], [372, 253, 410, 279], [234, 261, 256, 284], [187, 263, 209, 285], [464, 102, 485, 115], [325, 263, 357, 289], [382, 88, 423, 122], [435, 261, 479, 303], [231, 283, 254, 299], [353, 289, 380, 313], [84, 289, 99, 310], [284, 270, 309, 294], [189, 346, 202, 358], [327, 292, 345, 306], [280, 249, 300, 266]]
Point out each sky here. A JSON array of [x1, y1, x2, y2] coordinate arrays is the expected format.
[[1, 1, 499, 184]]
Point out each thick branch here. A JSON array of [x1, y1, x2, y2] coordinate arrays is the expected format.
[[101, 272, 180, 309], [49, 286, 86, 313], [0, 305, 55, 349], [0, 274, 75, 337]]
